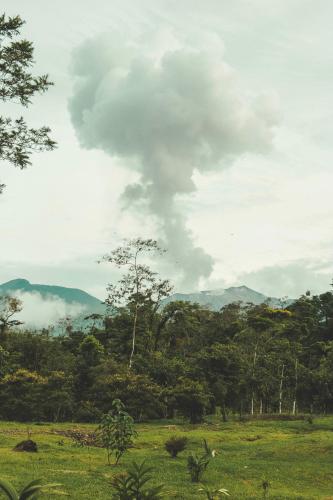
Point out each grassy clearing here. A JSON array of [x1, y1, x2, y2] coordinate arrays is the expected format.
[[0, 417, 333, 499]]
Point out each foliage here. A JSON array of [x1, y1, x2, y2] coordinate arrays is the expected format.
[[0, 287, 333, 422], [173, 379, 211, 424], [0, 14, 56, 193], [187, 440, 215, 483], [0, 369, 73, 422], [111, 461, 165, 499], [164, 435, 188, 458], [0, 478, 61, 499], [198, 485, 230, 499], [98, 399, 137, 465], [90, 370, 164, 421], [0, 296, 23, 340]]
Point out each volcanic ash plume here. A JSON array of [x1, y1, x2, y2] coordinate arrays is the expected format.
[[69, 33, 279, 287]]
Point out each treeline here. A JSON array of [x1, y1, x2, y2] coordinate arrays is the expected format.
[[0, 289, 333, 423]]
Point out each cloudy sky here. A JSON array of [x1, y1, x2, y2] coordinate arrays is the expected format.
[[1, 0, 332, 300]]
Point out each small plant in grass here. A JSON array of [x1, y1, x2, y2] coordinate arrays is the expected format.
[[98, 398, 137, 465], [262, 480, 270, 499], [307, 415, 314, 425], [198, 485, 230, 498], [111, 460, 165, 499], [164, 436, 188, 458], [187, 439, 215, 483], [0, 479, 61, 499]]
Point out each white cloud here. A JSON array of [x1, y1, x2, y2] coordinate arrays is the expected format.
[[13, 291, 86, 329]]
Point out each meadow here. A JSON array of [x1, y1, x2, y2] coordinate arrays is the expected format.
[[0, 417, 332, 499]]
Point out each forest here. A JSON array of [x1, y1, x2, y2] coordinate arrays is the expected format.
[[0, 241, 332, 425]]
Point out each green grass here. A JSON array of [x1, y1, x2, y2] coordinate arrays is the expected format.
[[0, 417, 333, 499]]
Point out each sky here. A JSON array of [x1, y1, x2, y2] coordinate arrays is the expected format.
[[1, 0, 333, 301]]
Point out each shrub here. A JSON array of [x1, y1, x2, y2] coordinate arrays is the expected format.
[[187, 440, 215, 483], [111, 461, 164, 499], [164, 436, 188, 458], [0, 478, 61, 499], [262, 480, 270, 499]]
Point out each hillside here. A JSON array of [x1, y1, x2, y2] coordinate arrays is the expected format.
[[0, 278, 103, 310]]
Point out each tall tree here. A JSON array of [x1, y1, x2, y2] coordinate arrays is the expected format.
[[101, 238, 172, 368], [0, 13, 56, 193]]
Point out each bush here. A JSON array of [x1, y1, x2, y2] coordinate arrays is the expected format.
[[187, 440, 214, 483], [0, 478, 61, 499], [111, 461, 164, 499], [164, 436, 188, 458]]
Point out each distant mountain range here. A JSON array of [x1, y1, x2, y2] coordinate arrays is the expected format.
[[163, 285, 285, 310], [0, 279, 286, 326], [0, 278, 104, 315]]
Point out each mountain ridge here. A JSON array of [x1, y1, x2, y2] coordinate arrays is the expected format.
[[0, 278, 103, 311], [0, 279, 286, 316], [163, 285, 284, 310]]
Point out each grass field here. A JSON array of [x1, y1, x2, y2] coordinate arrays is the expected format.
[[0, 417, 333, 499]]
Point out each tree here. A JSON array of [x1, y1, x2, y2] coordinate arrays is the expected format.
[[75, 335, 104, 395], [0, 345, 9, 376], [0, 14, 56, 193], [0, 295, 23, 341], [98, 398, 137, 465], [172, 378, 211, 424], [89, 369, 164, 420], [0, 369, 47, 421], [101, 238, 172, 368], [194, 343, 247, 420]]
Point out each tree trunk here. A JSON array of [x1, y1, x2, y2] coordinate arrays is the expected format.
[[221, 403, 228, 422], [239, 400, 243, 420], [251, 343, 258, 416], [129, 302, 138, 369], [292, 358, 298, 415], [279, 363, 285, 415]]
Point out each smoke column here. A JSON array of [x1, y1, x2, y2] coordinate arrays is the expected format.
[[69, 32, 278, 287]]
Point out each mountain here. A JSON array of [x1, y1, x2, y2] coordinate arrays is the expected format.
[[0, 279, 287, 328], [0, 278, 104, 313], [163, 285, 285, 310]]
